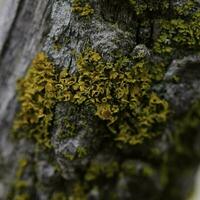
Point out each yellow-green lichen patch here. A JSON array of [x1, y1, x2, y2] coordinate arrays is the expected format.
[[128, 0, 170, 16], [13, 53, 57, 149], [58, 49, 169, 145], [13, 49, 169, 149], [72, 0, 94, 17], [154, 0, 200, 55]]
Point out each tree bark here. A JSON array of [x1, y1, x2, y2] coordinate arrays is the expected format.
[[0, 0, 200, 199]]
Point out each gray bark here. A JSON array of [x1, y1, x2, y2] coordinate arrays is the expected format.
[[0, 0, 200, 199], [0, 0, 50, 198]]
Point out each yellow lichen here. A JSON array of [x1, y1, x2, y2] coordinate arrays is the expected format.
[[58, 49, 169, 145], [13, 49, 169, 148], [72, 0, 94, 17], [13, 52, 57, 149], [153, 0, 200, 55]]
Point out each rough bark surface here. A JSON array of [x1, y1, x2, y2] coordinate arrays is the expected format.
[[0, 0, 51, 198], [0, 0, 200, 199]]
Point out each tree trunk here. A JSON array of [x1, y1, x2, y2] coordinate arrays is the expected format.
[[0, 0, 200, 199]]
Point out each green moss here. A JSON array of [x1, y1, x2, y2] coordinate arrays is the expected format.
[[72, 0, 94, 17], [13, 53, 57, 149]]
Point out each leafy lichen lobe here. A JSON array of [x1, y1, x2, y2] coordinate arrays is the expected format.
[[11, 0, 200, 199], [13, 48, 169, 148], [58, 49, 169, 145], [72, 0, 94, 17], [13, 52, 57, 149]]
